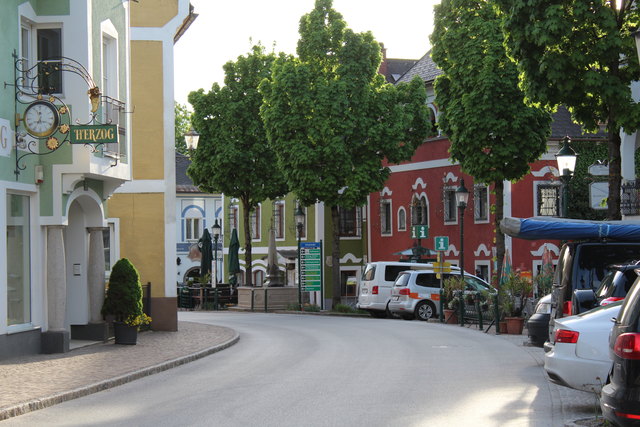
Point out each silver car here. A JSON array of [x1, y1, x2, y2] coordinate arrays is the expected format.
[[389, 270, 493, 321]]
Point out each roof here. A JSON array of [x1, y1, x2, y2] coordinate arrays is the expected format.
[[176, 153, 202, 193], [396, 51, 442, 84], [382, 58, 418, 84]]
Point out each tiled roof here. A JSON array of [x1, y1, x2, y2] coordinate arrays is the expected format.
[[176, 153, 201, 193], [396, 51, 442, 84], [384, 58, 418, 84]]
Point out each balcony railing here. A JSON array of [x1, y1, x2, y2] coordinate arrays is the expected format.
[[621, 180, 640, 216]]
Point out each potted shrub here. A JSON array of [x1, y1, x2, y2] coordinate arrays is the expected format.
[[443, 276, 465, 324], [101, 258, 151, 345], [500, 271, 533, 334]]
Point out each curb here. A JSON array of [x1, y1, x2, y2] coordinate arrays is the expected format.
[[0, 331, 240, 421]]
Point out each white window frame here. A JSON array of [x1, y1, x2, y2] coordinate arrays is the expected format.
[[534, 181, 561, 217], [397, 206, 406, 232], [380, 199, 392, 236], [474, 260, 491, 283], [473, 185, 490, 224], [251, 204, 261, 241], [274, 200, 285, 240], [443, 187, 457, 224]]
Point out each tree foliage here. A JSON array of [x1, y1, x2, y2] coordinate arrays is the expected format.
[[175, 102, 192, 155], [260, 0, 429, 305], [496, 0, 640, 219], [101, 258, 144, 324], [431, 0, 552, 282], [188, 45, 288, 285]]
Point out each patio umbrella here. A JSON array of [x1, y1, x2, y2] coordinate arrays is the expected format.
[[500, 248, 512, 287], [198, 228, 213, 280], [228, 228, 241, 286]]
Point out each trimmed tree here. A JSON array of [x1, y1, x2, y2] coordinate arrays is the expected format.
[[188, 45, 288, 286], [101, 258, 145, 325], [431, 0, 552, 281], [260, 0, 429, 306], [496, 0, 640, 219]]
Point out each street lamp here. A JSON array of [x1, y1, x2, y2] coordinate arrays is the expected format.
[[295, 206, 305, 311], [455, 179, 469, 326], [211, 219, 221, 286], [555, 136, 577, 218], [184, 128, 200, 151]]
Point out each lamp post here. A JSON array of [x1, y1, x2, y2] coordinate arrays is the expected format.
[[295, 206, 305, 311], [555, 136, 577, 218], [455, 179, 469, 326], [212, 219, 221, 286], [184, 128, 200, 151]]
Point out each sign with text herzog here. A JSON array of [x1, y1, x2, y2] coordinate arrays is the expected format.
[[70, 124, 118, 144], [300, 241, 322, 292]]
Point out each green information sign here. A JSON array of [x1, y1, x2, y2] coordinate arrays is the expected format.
[[300, 242, 322, 292], [411, 225, 429, 239], [434, 236, 449, 251], [70, 124, 118, 144]]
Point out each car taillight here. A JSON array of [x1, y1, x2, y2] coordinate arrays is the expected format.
[[372, 286, 379, 295], [399, 288, 410, 296], [600, 297, 624, 306], [614, 411, 640, 420], [555, 329, 579, 344], [614, 333, 640, 360], [563, 300, 572, 316]]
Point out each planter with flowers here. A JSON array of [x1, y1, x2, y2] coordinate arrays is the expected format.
[[101, 258, 151, 345], [500, 271, 533, 334]]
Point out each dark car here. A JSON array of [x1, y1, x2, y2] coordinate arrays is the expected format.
[[527, 294, 551, 347], [601, 270, 640, 426], [572, 262, 640, 314]]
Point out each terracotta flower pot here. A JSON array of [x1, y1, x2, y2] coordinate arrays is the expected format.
[[499, 321, 508, 334], [505, 316, 525, 335], [444, 309, 458, 324]]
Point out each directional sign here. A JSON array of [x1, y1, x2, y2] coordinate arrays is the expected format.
[[434, 236, 449, 251], [432, 261, 452, 279], [411, 225, 429, 239], [300, 242, 322, 292]]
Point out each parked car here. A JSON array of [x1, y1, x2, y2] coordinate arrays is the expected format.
[[571, 262, 639, 314], [527, 294, 552, 347], [548, 241, 640, 342], [388, 270, 494, 321], [601, 270, 640, 426], [357, 261, 458, 318], [544, 301, 622, 393]]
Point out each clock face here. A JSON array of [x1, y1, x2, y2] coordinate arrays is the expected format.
[[24, 101, 59, 138]]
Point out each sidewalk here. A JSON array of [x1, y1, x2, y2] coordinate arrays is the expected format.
[[0, 321, 238, 421]]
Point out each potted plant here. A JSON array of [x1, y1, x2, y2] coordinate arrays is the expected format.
[[443, 276, 465, 324], [101, 258, 151, 345], [500, 271, 533, 334]]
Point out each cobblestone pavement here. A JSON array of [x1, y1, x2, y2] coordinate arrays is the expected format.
[[0, 321, 238, 421]]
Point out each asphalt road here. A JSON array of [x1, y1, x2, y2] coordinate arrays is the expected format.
[[3, 312, 574, 426]]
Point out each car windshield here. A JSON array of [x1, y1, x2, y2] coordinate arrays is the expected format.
[[362, 264, 376, 281], [465, 276, 493, 292]]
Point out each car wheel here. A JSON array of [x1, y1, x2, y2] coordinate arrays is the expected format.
[[369, 310, 387, 319], [416, 301, 435, 321]]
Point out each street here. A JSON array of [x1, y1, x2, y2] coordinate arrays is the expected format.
[[3, 312, 592, 426]]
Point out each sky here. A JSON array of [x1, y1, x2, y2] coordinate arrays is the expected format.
[[174, 0, 441, 106]]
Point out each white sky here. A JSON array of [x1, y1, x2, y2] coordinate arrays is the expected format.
[[174, 0, 441, 106]]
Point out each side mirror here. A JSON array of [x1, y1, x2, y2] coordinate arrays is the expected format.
[[572, 289, 597, 315]]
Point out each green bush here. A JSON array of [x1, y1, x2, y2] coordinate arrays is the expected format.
[[101, 258, 150, 326]]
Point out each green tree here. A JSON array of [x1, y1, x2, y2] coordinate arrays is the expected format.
[[496, 0, 640, 219], [260, 0, 429, 306], [175, 102, 192, 155], [101, 258, 145, 325], [431, 0, 552, 281], [188, 45, 288, 286]]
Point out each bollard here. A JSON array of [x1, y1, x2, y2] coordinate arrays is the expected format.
[[439, 288, 444, 323], [251, 288, 255, 312], [459, 291, 465, 327], [494, 292, 500, 335], [476, 293, 483, 330], [264, 288, 268, 312], [214, 288, 219, 311]]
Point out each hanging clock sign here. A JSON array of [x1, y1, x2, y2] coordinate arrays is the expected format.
[[23, 100, 60, 138]]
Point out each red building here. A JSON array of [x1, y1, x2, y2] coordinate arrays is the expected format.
[[367, 52, 605, 285]]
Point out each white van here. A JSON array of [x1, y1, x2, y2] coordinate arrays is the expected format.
[[357, 261, 460, 318]]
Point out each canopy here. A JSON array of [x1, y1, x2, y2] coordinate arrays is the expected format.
[[500, 216, 640, 241], [198, 229, 213, 278]]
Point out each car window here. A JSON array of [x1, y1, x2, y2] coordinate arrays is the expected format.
[[394, 273, 410, 287], [576, 245, 640, 291], [362, 264, 376, 281], [465, 276, 491, 292], [415, 273, 438, 287], [386, 266, 412, 281], [596, 271, 616, 298], [618, 277, 640, 329]]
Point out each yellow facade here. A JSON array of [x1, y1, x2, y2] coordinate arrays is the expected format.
[[131, 41, 164, 180], [107, 193, 165, 298], [130, 0, 178, 28]]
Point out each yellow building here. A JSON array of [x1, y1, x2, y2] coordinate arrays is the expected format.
[[108, 0, 197, 331]]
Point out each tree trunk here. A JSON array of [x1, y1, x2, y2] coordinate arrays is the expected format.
[[331, 205, 341, 308], [607, 121, 622, 220], [494, 180, 505, 288], [242, 197, 253, 286]]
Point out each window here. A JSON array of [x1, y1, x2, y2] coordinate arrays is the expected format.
[[398, 207, 406, 232], [101, 33, 124, 156], [185, 217, 202, 241], [7, 194, 31, 326], [274, 201, 284, 239], [380, 199, 392, 235], [537, 184, 560, 216], [411, 195, 428, 226], [339, 206, 361, 237], [443, 188, 457, 223], [37, 28, 62, 94], [103, 228, 111, 272], [20, 25, 30, 84], [250, 205, 261, 240], [229, 204, 238, 230], [253, 270, 265, 286], [474, 185, 489, 222]]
